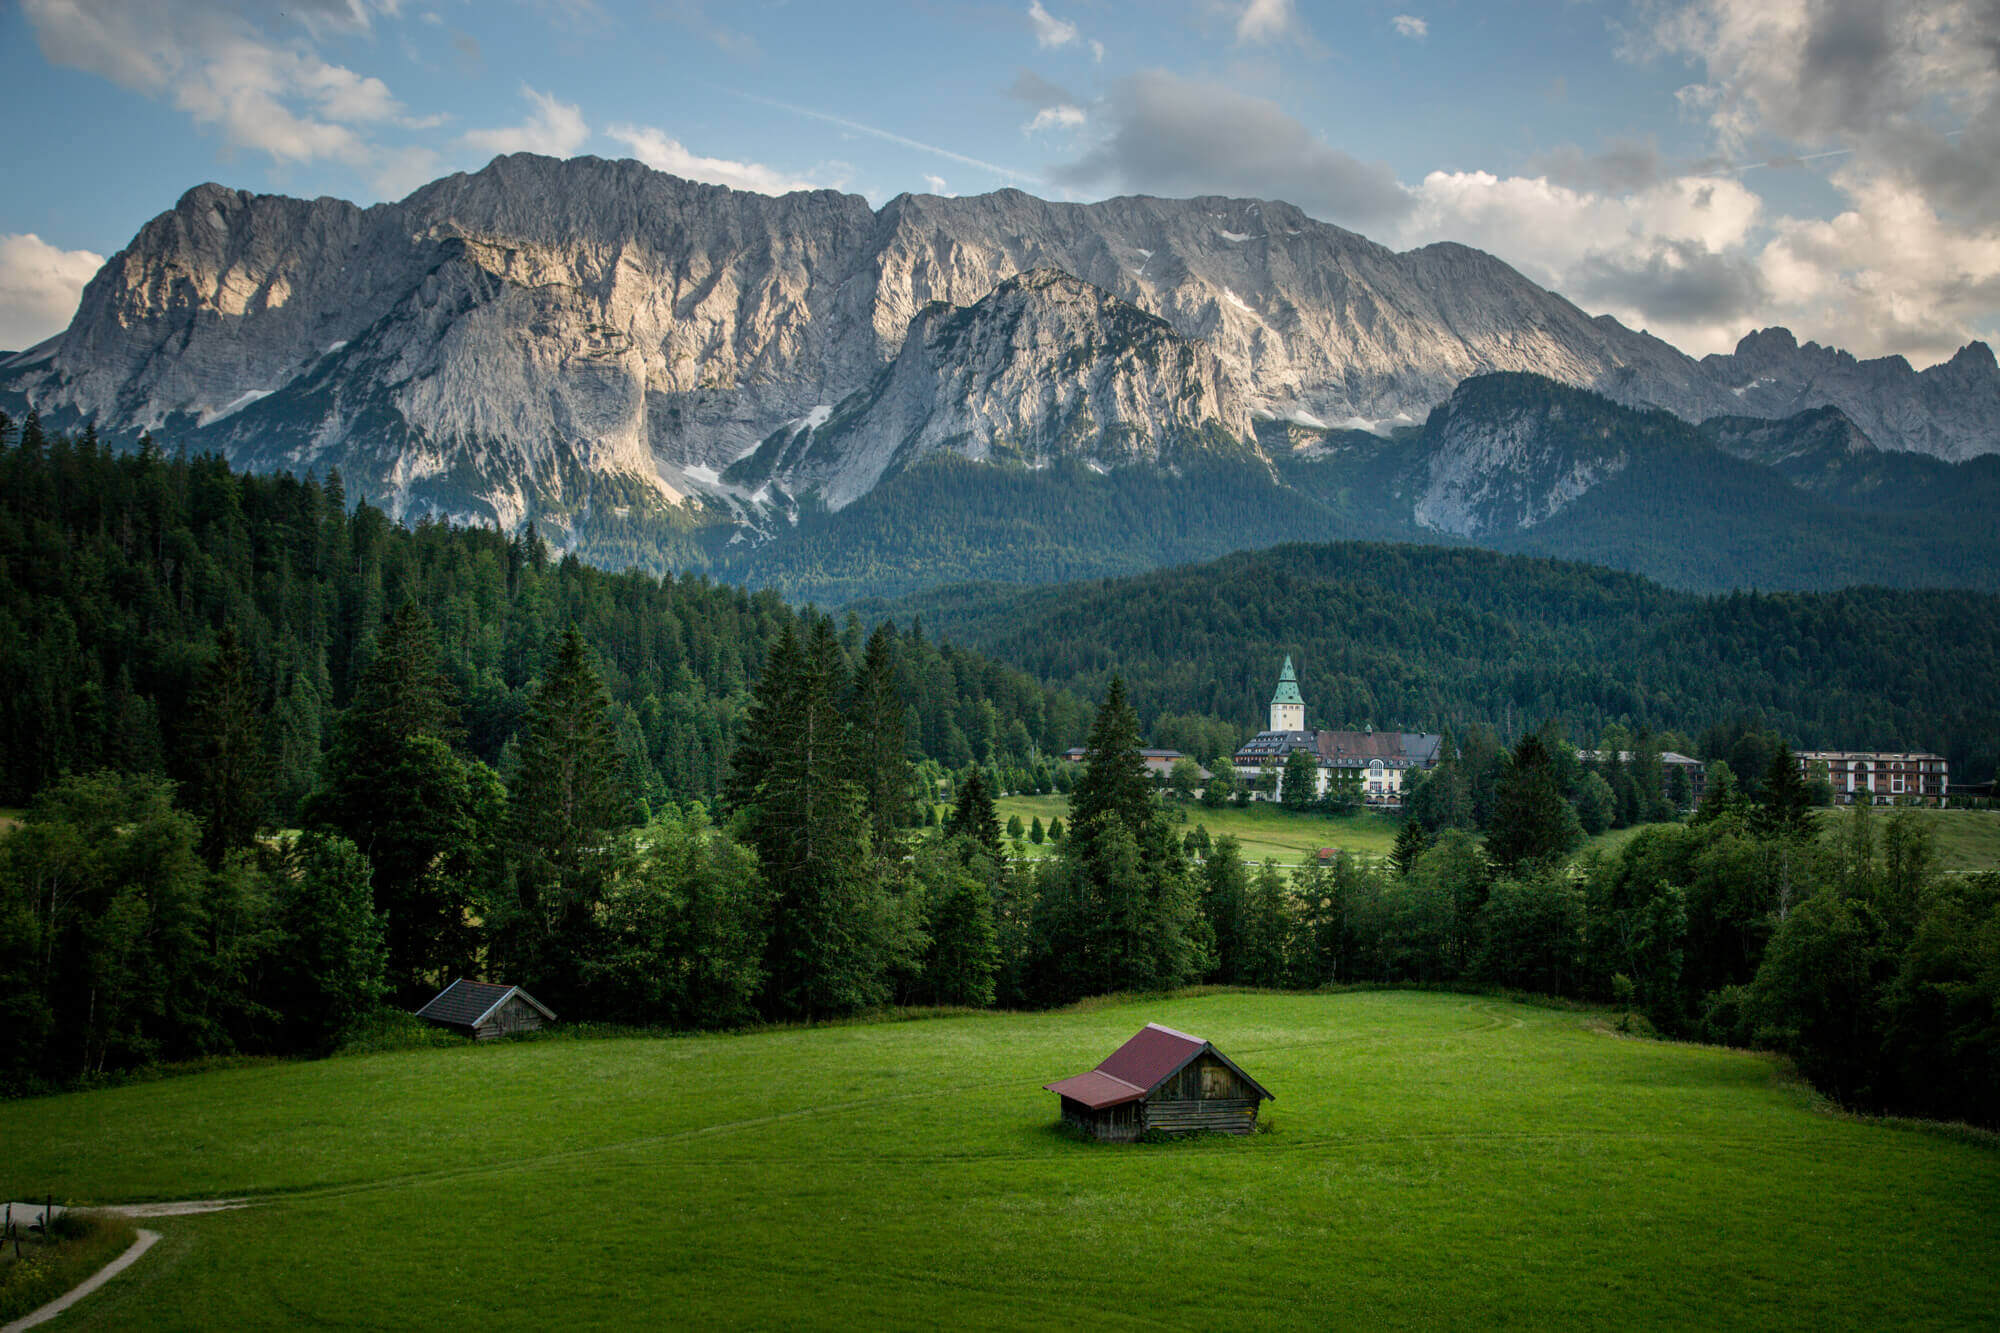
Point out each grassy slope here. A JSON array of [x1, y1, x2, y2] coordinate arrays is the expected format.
[[970, 797, 2000, 872], [2, 991, 1995, 1328], [967, 795, 1406, 863], [1808, 806, 2000, 872]]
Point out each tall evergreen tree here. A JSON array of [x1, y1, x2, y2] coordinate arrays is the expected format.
[[738, 615, 898, 1018], [185, 626, 268, 866], [846, 622, 914, 852], [304, 601, 492, 995], [1069, 676, 1152, 844], [1755, 742, 1816, 839], [1486, 733, 1586, 875], [947, 767, 1001, 854], [498, 628, 635, 1005]]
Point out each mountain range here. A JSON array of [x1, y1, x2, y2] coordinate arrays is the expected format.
[[5, 152, 1998, 596]]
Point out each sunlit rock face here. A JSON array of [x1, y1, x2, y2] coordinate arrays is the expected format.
[[9, 154, 1995, 540]]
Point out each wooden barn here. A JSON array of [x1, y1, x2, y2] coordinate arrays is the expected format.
[[414, 979, 555, 1040], [1044, 1022, 1274, 1140]]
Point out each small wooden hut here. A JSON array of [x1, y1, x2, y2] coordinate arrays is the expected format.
[[414, 979, 555, 1040], [1044, 1022, 1274, 1141]]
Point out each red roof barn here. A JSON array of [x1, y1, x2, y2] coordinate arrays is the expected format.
[[1045, 1023, 1274, 1141]]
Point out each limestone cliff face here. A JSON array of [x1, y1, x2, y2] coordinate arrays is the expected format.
[[1701, 329, 2000, 463], [733, 270, 1258, 509], [6, 154, 1996, 539]]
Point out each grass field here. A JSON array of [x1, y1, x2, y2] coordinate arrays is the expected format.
[[957, 796, 2000, 875], [961, 795, 1408, 864], [2, 991, 1995, 1328], [1810, 806, 2000, 872]]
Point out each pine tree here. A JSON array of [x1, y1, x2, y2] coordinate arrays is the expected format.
[[1486, 733, 1585, 875], [739, 614, 894, 1018], [1070, 676, 1151, 844], [1391, 819, 1431, 877], [499, 628, 635, 1005], [186, 626, 268, 867], [1755, 742, 1816, 838], [304, 602, 492, 995], [948, 767, 1001, 853], [1029, 815, 1045, 845], [846, 623, 913, 852]]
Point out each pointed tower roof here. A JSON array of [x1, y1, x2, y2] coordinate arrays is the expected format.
[[1270, 655, 1304, 707]]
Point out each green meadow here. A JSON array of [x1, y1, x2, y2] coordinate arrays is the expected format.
[[973, 796, 2000, 873], [976, 794, 1406, 863], [4, 990, 1996, 1329]]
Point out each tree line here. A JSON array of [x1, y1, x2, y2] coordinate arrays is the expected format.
[[866, 541, 2000, 783]]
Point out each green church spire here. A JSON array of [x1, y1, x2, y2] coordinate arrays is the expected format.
[[1270, 655, 1303, 707]]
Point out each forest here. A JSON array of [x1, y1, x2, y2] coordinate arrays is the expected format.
[[865, 541, 2000, 783], [0, 413, 1994, 1133], [0, 409, 1094, 814]]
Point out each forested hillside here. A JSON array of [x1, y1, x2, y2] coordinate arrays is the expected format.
[[0, 411, 1092, 814], [862, 543, 2000, 782]]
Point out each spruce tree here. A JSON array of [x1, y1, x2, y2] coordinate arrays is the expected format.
[[1391, 819, 1431, 877], [846, 622, 913, 852], [738, 614, 892, 1018], [1755, 742, 1816, 838], [948, 767, 1001, 853], [186, 625, 268, 867], [499, 628, 634, 1004], [1069, 676, 1151, 844], [1485, 733, 1585, 875], [304, 601, 492, 995]]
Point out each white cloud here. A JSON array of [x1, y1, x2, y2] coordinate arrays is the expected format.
[[1026, 104, 1087, 134], [923, 174, 951, 196], [1027, 1, 1078, 49], [1236, 0, 1299, 44], [462, 87, 591, 159], [1626, 0, 2000, 359], [0, 234, 105, 351], [1394, 169, 1768, 353], [1392, 14, 1428, 40], [605, 124, 812, 194], [19, 0, 434, 184]]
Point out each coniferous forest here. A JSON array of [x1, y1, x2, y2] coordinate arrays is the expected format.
[[0, 413, 1995, 1132]]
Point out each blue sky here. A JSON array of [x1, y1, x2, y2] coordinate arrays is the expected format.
[[5, 0, 1998, 365]]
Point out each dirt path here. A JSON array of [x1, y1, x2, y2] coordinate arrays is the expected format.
[[1, 1229, 158, 1333]]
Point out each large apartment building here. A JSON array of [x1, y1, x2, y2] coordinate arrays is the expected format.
[[1798, 750, 1949, 806]]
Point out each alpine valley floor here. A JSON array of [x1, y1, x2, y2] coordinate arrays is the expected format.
[[3, 990, 1995, 1329]]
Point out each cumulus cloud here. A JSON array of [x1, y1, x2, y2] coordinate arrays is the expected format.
[[1392, 14, 1428, 39], [0, 234, 105, 351], [1394, 169, 1768, 352], [1052, 71, 1410, 227], [21, 0, 409, 170], [605, 124, 812, 194], [1236, 0, 1301, 44], [463, 87, 591, 159], [1027, 2, 1077, 48], [1630, 0, 2000, 359], [1007, 69, 1086, 134]]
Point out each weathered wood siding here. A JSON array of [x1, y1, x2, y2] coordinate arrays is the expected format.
[[473, 994, 546, 1041], [1062, 1096, 1144, 1142], [1143, 1053, 1262, 1136]]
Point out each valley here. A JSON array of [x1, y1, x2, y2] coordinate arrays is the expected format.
[[3, 992, 1995, 1328]]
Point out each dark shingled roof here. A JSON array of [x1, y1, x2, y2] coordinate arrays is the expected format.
[[1044, 1023, 1276, 1111], [414, 979, 555, 1030]]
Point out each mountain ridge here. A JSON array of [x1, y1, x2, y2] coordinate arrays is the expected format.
[[11, 154, 1998, 544]]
